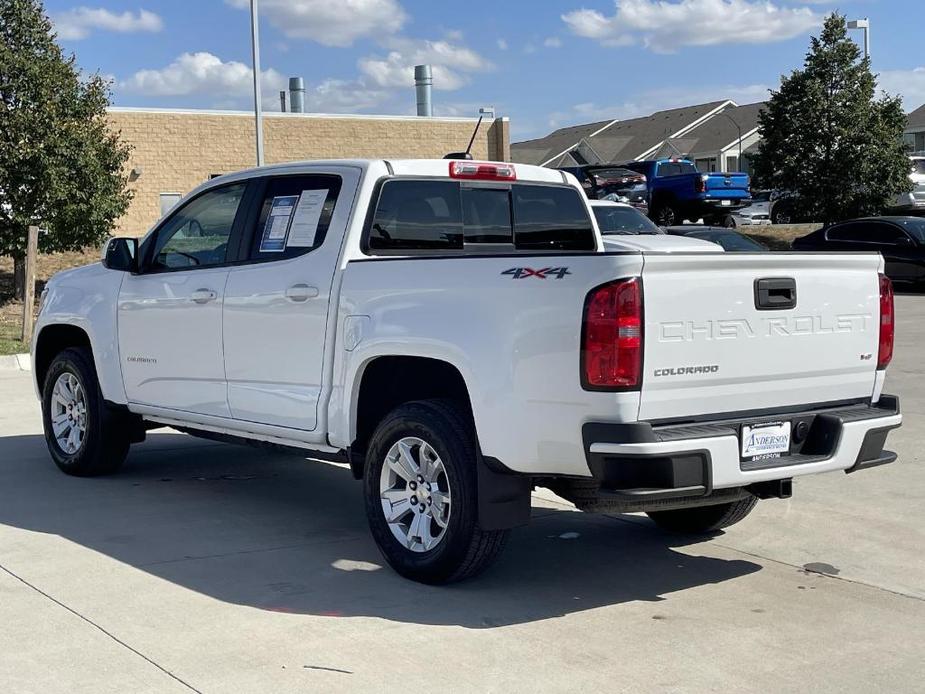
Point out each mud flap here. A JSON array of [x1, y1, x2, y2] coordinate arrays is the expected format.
[[477, 456, 532, 530]]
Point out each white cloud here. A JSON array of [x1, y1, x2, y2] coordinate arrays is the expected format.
[[879, 67, 925, 112], [226, 0, 406, 47], [53, 7, 162, 40], [544, 36, 563, 48], [497, 38, 509, 50], [562, 0, 820, 53], [359, 37, 492, 91], [119, 52, 286, 106]]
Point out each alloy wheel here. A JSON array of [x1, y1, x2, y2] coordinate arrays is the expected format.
[[379, 437, 452, 552], [50, 372, 88, 455]]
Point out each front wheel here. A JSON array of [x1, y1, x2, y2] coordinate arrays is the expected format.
[[651, 202, 679, 226], [647, 496, 757, 534], [42, 347, 130, 476], [363, 399, 508, 584]]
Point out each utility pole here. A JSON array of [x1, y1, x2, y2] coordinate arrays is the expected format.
[[721, 110, 743, 171], [20, 226, 39, 344], [250, 0, 265, 166]]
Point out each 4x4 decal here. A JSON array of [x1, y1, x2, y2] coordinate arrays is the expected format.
[[502, 267, 571, 279]]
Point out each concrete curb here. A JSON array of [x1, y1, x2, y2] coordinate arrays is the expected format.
[[0, 353, 31, 371]]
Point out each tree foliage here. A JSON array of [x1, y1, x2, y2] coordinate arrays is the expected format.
[[752, 14, 911, 224], [0, 0, 132, 268]]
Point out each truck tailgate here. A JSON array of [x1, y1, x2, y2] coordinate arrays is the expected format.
[[639, 252, 882, 421], [704, 172, 749, 194]]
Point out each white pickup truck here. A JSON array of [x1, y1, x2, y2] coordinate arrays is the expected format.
[[32, 158, 901, 584]]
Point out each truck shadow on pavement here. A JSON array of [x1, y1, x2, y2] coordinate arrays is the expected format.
[[0, 432, 761, 628]]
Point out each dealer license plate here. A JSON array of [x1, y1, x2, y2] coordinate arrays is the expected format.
[[741, 421, 791, 460], [720, 199, 732, 206]]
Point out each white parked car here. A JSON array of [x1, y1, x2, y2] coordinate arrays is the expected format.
[[32, 158, 901, 583], [892, 155, 925, 214], [723, 190, 772, 227]]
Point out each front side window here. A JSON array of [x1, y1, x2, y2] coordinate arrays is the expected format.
[[152, 183, 246, 270]]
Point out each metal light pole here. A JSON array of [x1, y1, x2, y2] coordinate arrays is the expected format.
[[847, 18, 870, 60], [250, 0, 265, 166]]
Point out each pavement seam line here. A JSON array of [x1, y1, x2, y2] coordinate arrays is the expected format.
[[0, 562, 203, 694], [594, 511, 925, 604]]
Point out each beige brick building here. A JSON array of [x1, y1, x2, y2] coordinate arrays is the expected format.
[[107, 107, 511, 236]]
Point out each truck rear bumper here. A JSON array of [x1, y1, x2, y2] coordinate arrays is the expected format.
[[583, 396, 901, 500]]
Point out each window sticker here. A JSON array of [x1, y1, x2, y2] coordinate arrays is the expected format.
[[287, 189, 329, 248], [259, 195, 299, 252]]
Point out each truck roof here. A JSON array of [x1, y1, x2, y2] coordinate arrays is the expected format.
[[209, 159, 567, 184]]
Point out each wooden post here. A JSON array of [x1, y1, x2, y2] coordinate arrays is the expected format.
[[20, 225, 39, 345]]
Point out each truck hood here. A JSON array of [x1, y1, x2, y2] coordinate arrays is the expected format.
[[47, 260, 107, 288], [601, 235, 720, 253]]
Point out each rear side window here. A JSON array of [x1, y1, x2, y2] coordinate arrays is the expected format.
[[827, 223, 904, 244], [366, 179, 594, 253], [248, 174, 342, 260]]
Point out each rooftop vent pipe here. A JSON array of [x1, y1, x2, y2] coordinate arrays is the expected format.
[[414, 64, 432, 117], [289, 77, 305, 114]]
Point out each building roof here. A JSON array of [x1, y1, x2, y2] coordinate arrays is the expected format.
[[907, 104, 925, 131], [681, 102, 765, 155], [511, 100, 732, 166]]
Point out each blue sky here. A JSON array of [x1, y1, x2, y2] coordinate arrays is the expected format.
[[44, 0, 925, 141]]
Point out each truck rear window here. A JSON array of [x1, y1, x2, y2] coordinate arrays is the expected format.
[[367, 179, 594, 253]]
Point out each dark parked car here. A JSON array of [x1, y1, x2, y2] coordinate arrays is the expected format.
[[666, 226, 768, 251], [791, 216, 925, 287], [559, 165, 648, 212]]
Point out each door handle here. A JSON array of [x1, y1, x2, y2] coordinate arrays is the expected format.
[[190, 288, 218, 304], [285, 284, 319, 302]]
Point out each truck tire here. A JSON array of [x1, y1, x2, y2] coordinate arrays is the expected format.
[[363, 399, 509, 584], [651, 202, 679, 226], [646, 496, 757, 534], [41, 347, 130, 476]]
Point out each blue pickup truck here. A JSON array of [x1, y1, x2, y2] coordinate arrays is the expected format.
[[619, 158, 751, 226]]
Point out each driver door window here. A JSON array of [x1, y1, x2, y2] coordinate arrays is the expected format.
[[152, 183, 246, 270]]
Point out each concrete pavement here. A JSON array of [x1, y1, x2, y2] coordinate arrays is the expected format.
[[1, 297, 923, 693]]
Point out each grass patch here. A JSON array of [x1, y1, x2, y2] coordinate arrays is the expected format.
[[0, 249, 100, 355]]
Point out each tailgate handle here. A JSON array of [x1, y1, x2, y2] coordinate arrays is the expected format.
[[754, 277, 797, 310]]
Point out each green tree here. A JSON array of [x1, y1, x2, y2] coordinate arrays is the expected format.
[[0, 0, 132, 298], [752, 13, 911, 225]]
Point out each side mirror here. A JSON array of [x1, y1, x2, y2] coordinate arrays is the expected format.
[[101, 237, 139, 273]]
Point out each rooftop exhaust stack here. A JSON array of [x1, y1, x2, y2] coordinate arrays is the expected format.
[[279, 91, 287, 112], [414, 64, 432, 117], [288, 77, 305, 114]]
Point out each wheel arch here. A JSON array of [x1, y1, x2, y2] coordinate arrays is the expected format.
[[34, 324, 94, 394], [349, 355, 476, 477]]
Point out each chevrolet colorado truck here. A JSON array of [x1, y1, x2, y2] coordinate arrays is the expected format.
[[32, 158, 902, 584], [620, 158, 751, 226]]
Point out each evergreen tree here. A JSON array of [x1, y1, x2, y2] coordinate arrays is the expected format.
[[0, 0, 132, 297], [752, 14, 910, 225]]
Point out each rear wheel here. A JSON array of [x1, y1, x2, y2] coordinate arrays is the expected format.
[[646, 496, 757, 534], [41, 347, 130, 476], [651, 202, 679, 226], [363, 399, 508, 584], [723, 215, 737, 228]]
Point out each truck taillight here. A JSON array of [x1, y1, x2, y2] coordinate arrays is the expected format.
[[694, 174, 708, 193], [878, 273, 894, 369], [581, 277, 642, 390], [448, 161, 516, 181]]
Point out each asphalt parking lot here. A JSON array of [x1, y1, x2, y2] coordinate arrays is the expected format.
[[1, 298, 924, 693]]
